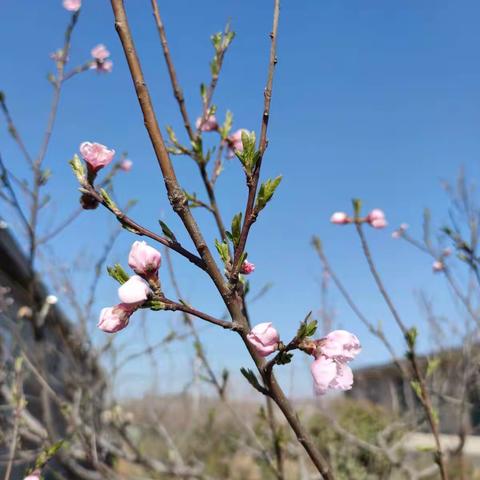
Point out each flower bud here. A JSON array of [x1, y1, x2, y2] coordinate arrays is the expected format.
[[120, 159, 133, 172], [246, 322, 279, 357], [240, 260, 255, 275], [118, 275, 152, 305], [196, 115, 218, 132], [98, 304, 133, 333], [79, 142, 115, 173], [330, 212, 350, 225], [367, 209, 387, 229], [432, 260, 444, 272], [46, 295, 58, 305], [63, 0, 81, 11], [128, 241, 161, 278]]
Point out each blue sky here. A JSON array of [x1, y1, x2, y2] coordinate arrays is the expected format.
[[1, 1, 480, 397]]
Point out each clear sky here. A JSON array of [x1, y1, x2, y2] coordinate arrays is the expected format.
[[1, 1, 480, 397]]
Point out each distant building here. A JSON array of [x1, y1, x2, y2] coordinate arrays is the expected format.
[[349, 352, 480, 434], [0, 225, 105, 479]]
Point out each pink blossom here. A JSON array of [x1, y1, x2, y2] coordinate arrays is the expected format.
[[196, 115, 218, 132], [319, 330, 361, 362], [330, 212, 350, 225], [247, 322, 280, 357], [79, 142, 115, 172], [392, 223, 408, 239], [118, 275, 152, 305], [98, 304, 133, 333], [240, 260, 255, 275], [91, 59, 113, 73], [128, 241, 161, 278], [226, 129, 247, 158], [432, 260, 444, 273], [442, 247, 452, 257], [91, 44, 110, 61], [120, 159, 133, 172], [63, 0, 81, 12], [367, 209, 387, 229], [310, 356, 354, 395]]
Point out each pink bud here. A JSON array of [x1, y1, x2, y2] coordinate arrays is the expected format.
[[319, 330, 361, 362], [118, 275, 152, 305], [226, 129, 248, 158], [120, 159, 133, 172], [432, 260, 444, 273], [442, 247, 452, 257], [330, 212, 350, 225], [63, 0, 81, 11], [367, 209, 387, 229], [79, 142, 115, 172], [240, 260, 255, 275], [310, 356, 354, 395], [98, 304, 133, 333], [196, 115, 218, 132], [91, 44, 110, 61], [247, 322, 280, 357], [128, 241, 161, 277]]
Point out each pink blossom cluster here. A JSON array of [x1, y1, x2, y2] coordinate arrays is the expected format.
[[90, 44, 113, 73], [63, 0, 81, 12], [330, 208, 387, 229], [98, 241, 161, 333], [311, 330, 361, 395], [247, 323, 361, 395]]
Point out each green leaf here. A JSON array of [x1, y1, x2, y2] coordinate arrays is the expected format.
[[410, 380, 422, 400], [100, 188, 117, 211], [255, 176, 282, 212], [166, 125, 178, 145], [191, 137, 203, 156], [107, 264, 130, 285], [240, 368, 267, 395], [296, 312, 317, 339], [427, 357, 440, 377], [147, 300, 166, 311], [352, 198, 362, 218], [231, 212, 242, 248], [68, 154, 85, 183], [219, 110, 233, 139], [214, 239, 230, 264], [34, 440, 65, 470], [39, 168, 52, 186], [405, 326, 418, 350], [210, 31, 222, 50], [276, 351, 293, 365], [200, 83, 207, 103], [159, 220, 177, 243]]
